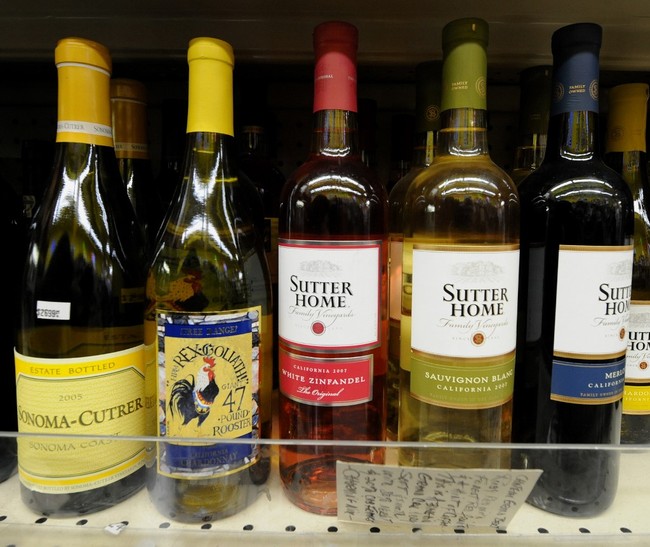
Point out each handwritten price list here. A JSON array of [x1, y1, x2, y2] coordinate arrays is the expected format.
[[336, 461, 541, 530]]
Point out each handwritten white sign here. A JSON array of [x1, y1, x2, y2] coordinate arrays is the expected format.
[[336, 461, 541, 530]]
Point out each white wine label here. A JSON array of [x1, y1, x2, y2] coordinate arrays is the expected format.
[[623, 301, 650, 415], [410, 245, 519, 358], [625, 301, 650, 380], [553, 245, 633, 357], [550, 245, 632, 405], [278, 240, 381, 351], [14, 345, 146, 493], [389, 237, 403, 322], [36, 300, 71, 321], [336, 461, 541, 529], [156, 308, 261, 479]]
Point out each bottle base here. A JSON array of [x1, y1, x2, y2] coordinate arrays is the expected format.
[[20, 466, 146, 517], [279, 453, 383, 516], [146, 455, 271, 523]]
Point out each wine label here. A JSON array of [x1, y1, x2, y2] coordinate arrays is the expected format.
[[404, 244, 519, 409], [410, 245, 519, 358], [550, 245, 633, 404], [623, 301, 650, 414], [114, 141, 149, 159], [389, 237, 403, 322], [278, 239, 381, 351], [279, 352, 373, 406], [553, 245, 633, 358], [551, 49, 599, 115], [155, 308, 261, 479], [14, 345, 146, 493]]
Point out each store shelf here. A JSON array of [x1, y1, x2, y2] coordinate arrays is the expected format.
[[1, 435, 650, 546]]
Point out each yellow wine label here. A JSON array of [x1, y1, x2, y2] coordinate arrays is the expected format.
[[14, 345, 146, 493], [156, 308, 261, 479], [623, 384, 650, 414]]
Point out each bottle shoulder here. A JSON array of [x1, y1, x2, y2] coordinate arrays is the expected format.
[[518, 157, 633, 203], [406, 155, 518, 198], [285, 155, 385, 197]]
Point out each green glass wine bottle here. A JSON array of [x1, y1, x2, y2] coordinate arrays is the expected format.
[[387, 60, 441, 441], [110, 77, 164, 253], [14, 37, 148, 516], [144, 37, 273, 523], [398, 18, 519, 469]]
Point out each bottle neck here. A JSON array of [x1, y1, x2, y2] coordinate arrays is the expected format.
[[545, 110, 600, 161], [240, 125, 268, 158], [112, 96, 150, 161], [310, 109, 360, 158], [56, 62, 113, 147], [411, 130, 438, 167], [436, 108, 490, 158]]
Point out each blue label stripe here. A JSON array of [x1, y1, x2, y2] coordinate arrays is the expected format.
[[550, 357, 625, 404]]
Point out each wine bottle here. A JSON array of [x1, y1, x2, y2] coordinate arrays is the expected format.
[[516, 23, 633, 517], [155, 97, 187, 210], [510, 65, 552, 185], [358, 97, 378, 171], [386, 60, 441, 441], [398, 18, 519, 469], [387, 113, 415, 192], [238, 120, 286, 389], [14, 37, 148, 516], [604, 83, 650, 444], [0, 170, 22, 483], [145, 37, 273, 523], [277, 20, 388, 516], [110, 77, 164, 252], [21, 139, 54, 224]]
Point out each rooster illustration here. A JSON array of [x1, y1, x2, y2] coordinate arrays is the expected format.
[[169, 356, 220, 426]]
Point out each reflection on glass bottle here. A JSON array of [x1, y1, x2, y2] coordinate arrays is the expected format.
[[145, 37, 273, 523], [15, 37, 148, 516]]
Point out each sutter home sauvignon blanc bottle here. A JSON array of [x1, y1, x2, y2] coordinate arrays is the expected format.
[[14, 37, 148, 517], [397, 17, 520, 469], [277, 20, 389, 516], [515, 22, 633, 517]]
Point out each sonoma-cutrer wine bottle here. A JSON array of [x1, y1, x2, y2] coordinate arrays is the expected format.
[[515, 23, 633, 517], [387, 60, 441, 441], [510, 65, 551, 186], [604, 83, 650, 444], [145, 37, 273, 523], [110, 77, 164, 253], [277, 20, 388, 516], [14, 37, 148, 516], [398, 18, 519, 469]]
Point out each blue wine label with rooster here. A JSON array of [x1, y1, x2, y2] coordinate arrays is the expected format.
[[155, 308, 261, 478]]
